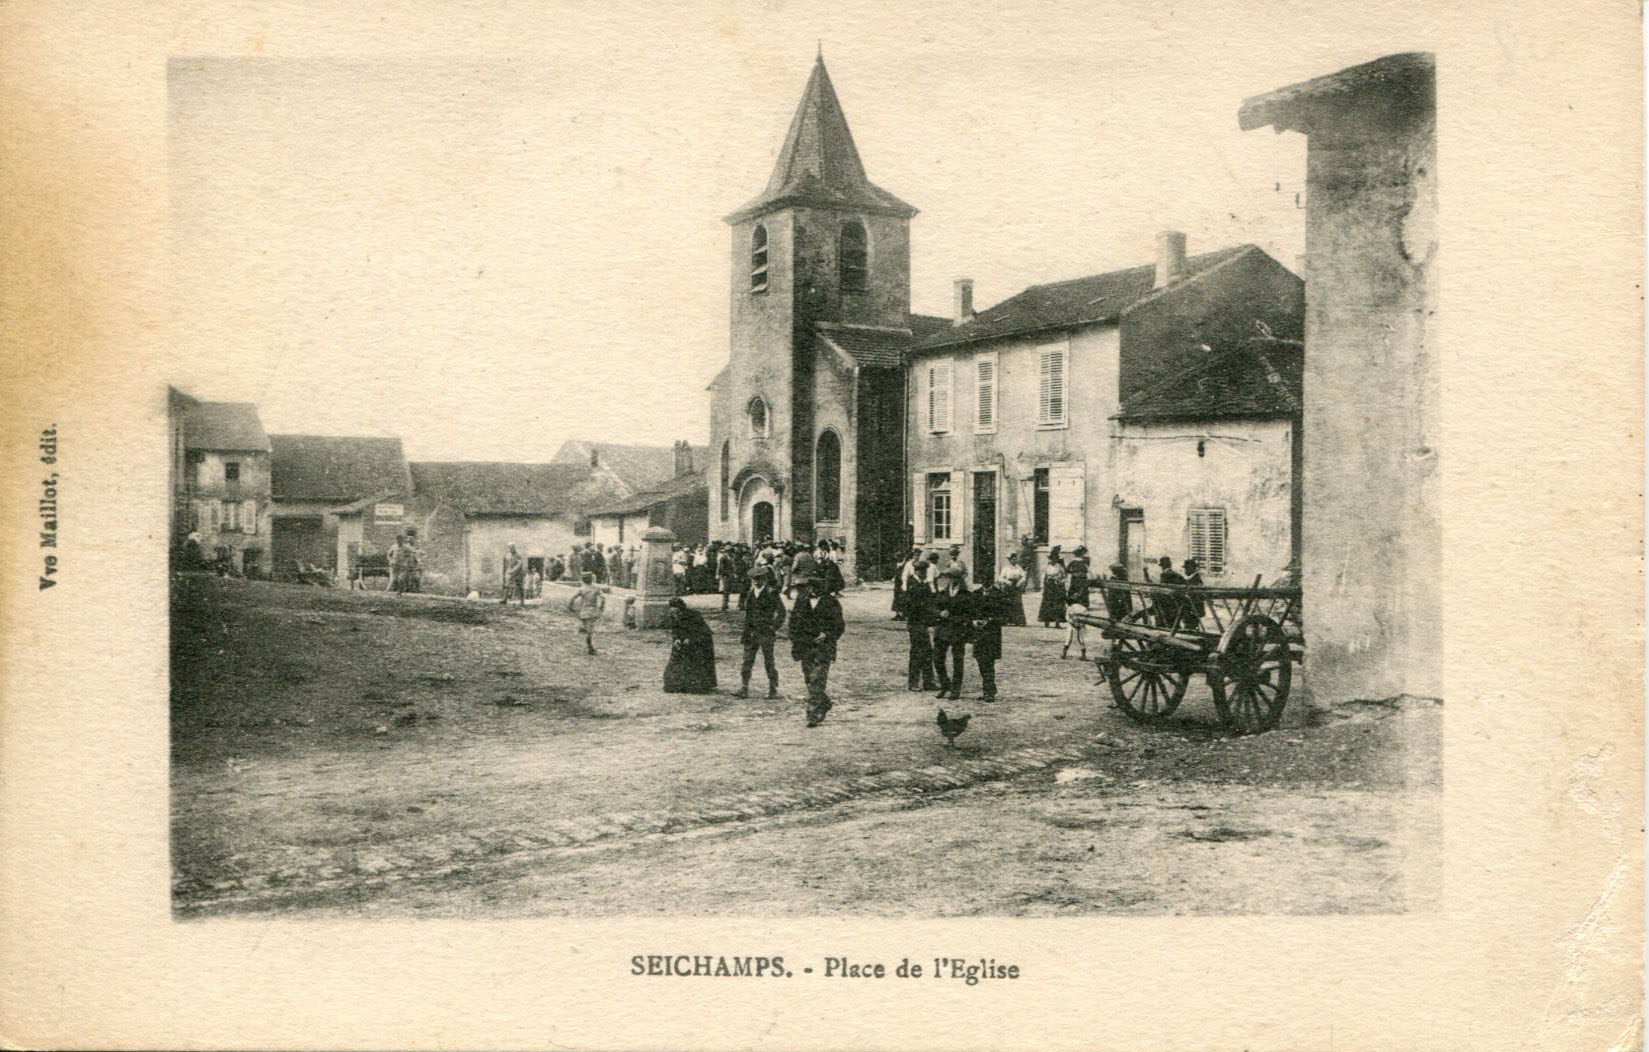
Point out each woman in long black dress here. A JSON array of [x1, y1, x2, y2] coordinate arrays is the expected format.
[[663, 597, 718, 693], [1037, 548, 1067, 627]]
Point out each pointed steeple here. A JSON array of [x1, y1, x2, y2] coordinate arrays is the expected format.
[[725, 56, 917, 224]]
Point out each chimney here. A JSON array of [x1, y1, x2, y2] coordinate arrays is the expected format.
[[1154, 230, 1187, 288], [952, 278, 975, 325], [673, 440, 694, 478]]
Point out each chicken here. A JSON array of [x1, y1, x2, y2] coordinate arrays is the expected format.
[[936, 708, 971, 747]]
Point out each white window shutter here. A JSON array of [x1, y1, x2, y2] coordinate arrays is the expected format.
[[949, 469, 966, 543], [935, 361, 953, 432], [975, 355, 996, 431], [911, 472, 928, 543], [1048, 461, 1086, 547], [924, 366, 936, 431], [243, 500, 257, 534], [1038, 346, 1067, 424]]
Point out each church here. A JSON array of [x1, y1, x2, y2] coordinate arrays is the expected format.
[[705, 55, 948, 582], [707, 56, 1304, 584]]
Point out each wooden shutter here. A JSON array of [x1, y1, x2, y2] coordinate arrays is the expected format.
[[1038, 346, 1066, 425], [243, 500, 257, 534], [949, 469, 966, 543], [1047, 461, 1085, 547], [911, 472, 928, 543], [974, 354, 997, 431], [932, 360, 953, 432], [1189, 507, 1227, 573]]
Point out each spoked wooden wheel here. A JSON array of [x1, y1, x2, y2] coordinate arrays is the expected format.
[[1106, 622, 1190, 722], [1210, 615, 1292, 734]]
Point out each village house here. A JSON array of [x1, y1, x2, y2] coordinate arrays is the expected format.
[[1110, 336, 1303, 583], [906, 235, 1304, 584], [587, 442, 709, 547], [333, 454, 674, 595], [550, 440, 708, 496], [268, 434, 410, 578], [1240, 52, 1438, 703], [174, 395, 274, 576]]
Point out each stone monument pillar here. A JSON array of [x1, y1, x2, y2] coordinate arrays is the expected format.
[[636, 525, 677, 628]]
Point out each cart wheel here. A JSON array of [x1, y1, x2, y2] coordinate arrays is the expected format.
[[1106, 626, 1190, 722], [1210, 615, 1292, 734]]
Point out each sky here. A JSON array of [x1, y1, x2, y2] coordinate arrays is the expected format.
[[165, 8, 1421, 461]]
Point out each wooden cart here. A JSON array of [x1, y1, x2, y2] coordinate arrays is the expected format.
[[1073, 579, 1302, 734]]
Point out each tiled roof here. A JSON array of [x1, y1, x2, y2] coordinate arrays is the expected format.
[[551, 441, 708, 493], [725, 57, 916, 224], [183, 402, 269, 452], [818, 326, 911, 369], [588, 469, 708, 517], [270, 435, 408, 502], [1239, 52, 1435, 134], [410, 461, 590, 516], [914, 245, 1256, 353], [1115, 338, 1303, 422]]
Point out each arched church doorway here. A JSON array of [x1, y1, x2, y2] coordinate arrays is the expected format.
[[738, 476, 780, 544]]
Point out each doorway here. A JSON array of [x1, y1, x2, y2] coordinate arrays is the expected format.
[[972, 470, 997, 586], [1119, 507, 1145, 578], [752, 501, 775, 544]]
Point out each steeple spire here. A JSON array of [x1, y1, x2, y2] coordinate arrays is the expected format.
[[724, 57, 917, 224]]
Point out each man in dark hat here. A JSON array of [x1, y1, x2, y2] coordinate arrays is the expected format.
[[1180, 558, 1206, 627], [789, 573, 844, 727], [903, 559, 938, 691], [735, 563, 786, 698], [931, 565, 973, 700], [1153, 555, 1186, 627]]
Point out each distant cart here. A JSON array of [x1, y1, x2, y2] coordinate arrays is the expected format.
[[1074, 579, 1302, 734]]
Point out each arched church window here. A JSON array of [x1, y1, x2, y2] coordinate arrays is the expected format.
[[751, 224, 769, 293], [748, 396, 769, 439], [816, 429, 841, 521], [839, 220, 868, 294], [719, 441, 731, 521]]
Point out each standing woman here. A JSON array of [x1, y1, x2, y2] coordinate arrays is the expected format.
[[1063, 546, 1091, 660], [662, 597, 718, 693], [1038, 546, 1067, 628], [999, 552, 1029, 627]]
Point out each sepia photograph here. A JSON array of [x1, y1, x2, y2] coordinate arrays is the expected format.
[[2, 0, 1643, 1047], [165, 40, 1441, 920]]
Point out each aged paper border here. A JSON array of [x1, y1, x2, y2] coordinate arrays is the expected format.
[[1, 1, 1642, 1049]]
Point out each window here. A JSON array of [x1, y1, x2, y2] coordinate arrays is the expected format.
[[750, 224, 769, 293], [839, 220, 867, 294], [1037, 345, 1067, 426], [973, 353, 997, 432], [224, 461, 241, 500], [1033, 468, 1050, 543], [924, 360, 953, 433], [927, 473, 953, 541], [1187, 507, 1227, 574], [748, 396, 769, 439], [816, 430, 841, 521], [719, 441, 731, 521], [223, 499, 241, 532]]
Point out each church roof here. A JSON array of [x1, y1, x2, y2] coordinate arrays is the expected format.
[[913, 244, 1257, 353], [725, 56, 917, 224], [817, 325, 911, 369], [1115, 338, 1302, 423]]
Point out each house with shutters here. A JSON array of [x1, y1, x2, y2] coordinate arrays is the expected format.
[[906, 234, 1304, 585], [269, 434, 411, 577], [706, 55, 1305, 585], [174, 396, 274, 576], [1109, 336, 1303, 584]]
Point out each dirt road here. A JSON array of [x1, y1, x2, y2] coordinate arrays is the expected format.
[[170, 576, 1440, 917]]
